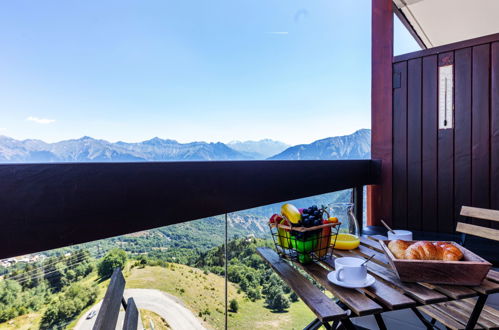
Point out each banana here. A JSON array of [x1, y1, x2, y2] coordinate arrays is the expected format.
[[281, 203, 301, 224], [277, 219, 291, 248]]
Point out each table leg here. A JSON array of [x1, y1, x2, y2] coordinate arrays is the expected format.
[[303, 318, 322, 330], [323, 321, 333, 330], [465, 294, 487, 330], [339, 318, 357, 330], [411, 307, 436, 330], [374, 313, 387, 330]]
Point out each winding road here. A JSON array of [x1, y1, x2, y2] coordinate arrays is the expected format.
[[74, 288, 206, 330]]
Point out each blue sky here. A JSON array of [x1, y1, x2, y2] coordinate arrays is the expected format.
[[0, 1, 419, 145]]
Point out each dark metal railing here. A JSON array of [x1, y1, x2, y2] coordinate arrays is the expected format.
[[0, 160, 380, 259]]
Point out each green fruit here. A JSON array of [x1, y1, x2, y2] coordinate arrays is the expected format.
[[291, 233, 318, 264], [298, 254, 312, 264]]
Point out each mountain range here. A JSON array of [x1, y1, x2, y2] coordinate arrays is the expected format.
[[0, 129, 370, 163], [269, 129, 371, 160], [227, 139, 289, 158]]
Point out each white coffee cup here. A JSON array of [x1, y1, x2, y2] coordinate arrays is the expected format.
[[387, 230, 413, 241], [334, 257, 367, 284]]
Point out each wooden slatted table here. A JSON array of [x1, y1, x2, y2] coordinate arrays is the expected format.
[[257, 235, 499, 330]]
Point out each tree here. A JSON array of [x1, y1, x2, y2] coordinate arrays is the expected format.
[[62, 269, 77, 287], [270, 291, 290, 311], [69, 250, 91, 266], [45, 262, 65, 290], [247, 287, 261, 301], [74, 262, 93, 279], [290, 292, 299, 302], [229, 299, 239, 313], [239, 277, 249, 292], [0, 280, 23, 322], [265, 287, 290, 311], [18, 263, 44, 289], [137, 255, 148, 267], [262, 273, 283, 296], [98, 249, 127, 278], [41, 283, 98, 328]]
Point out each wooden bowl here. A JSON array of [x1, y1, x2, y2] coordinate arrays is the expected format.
[[379, 240, 492, 286]]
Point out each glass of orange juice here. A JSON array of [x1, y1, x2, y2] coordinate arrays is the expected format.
[[328, 203, 360, 250]]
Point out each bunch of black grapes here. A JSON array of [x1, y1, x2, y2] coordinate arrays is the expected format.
[[301, 205, 323, 227], [291, 205, 324, 241]]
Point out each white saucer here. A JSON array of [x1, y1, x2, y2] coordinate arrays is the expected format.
[[327, 271, 376, 288]]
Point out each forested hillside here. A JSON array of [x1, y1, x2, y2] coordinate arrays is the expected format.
[[0, 237, 312, 329], [0, 250, 97, 328]]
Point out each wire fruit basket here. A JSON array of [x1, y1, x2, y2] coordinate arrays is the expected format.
[[269, 216, 341, 264]]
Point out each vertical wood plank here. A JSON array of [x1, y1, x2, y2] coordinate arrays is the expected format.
[[369, 0, 393, 226], [93, 268, 126, 330], [437, 52, 455, 233], [491, 42, 499, 229], [471, 44, 491, 227], [422, 55, 438, 232], [454, 48, 473, 226], [393, 61, 408, 229], [123, 298, 139, 330], [407, 58, 423, 231]]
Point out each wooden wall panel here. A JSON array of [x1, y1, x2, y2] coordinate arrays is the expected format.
[[393, 62, 408, 229], [421, 55, 438, 232], [471, 44, 491, 227], [454, 48, 473, 226], [391, 35, 499, 233], [437, 52, 455, 233], [406, 58, 423, 231], [491, 42, 499, 229]]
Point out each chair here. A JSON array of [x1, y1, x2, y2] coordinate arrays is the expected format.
[[418, 206, 499, 329]]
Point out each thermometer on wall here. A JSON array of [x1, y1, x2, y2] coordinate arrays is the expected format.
[[438, 64, 453, 130]]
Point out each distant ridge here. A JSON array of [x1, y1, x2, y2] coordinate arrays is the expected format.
[[0, 129, 371, 162], [0, 136, 251, 162], [268, 129, 370, 160], [228, 139, 289, 159]]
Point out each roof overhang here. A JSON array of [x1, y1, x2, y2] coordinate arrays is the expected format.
[[393, 0, 499, 49]]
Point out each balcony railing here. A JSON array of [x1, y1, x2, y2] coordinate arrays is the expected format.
[[0, 160, 380, 259]]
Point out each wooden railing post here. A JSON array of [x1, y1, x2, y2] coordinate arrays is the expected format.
[[122, 298, 139, 330], [93, 268, 126, 330]]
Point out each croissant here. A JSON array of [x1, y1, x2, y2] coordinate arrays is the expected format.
[[432, 241, 464, 261], [387, 240, 411, 259], [388, 240, 463, 261], [404, 241, 439, 260]]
